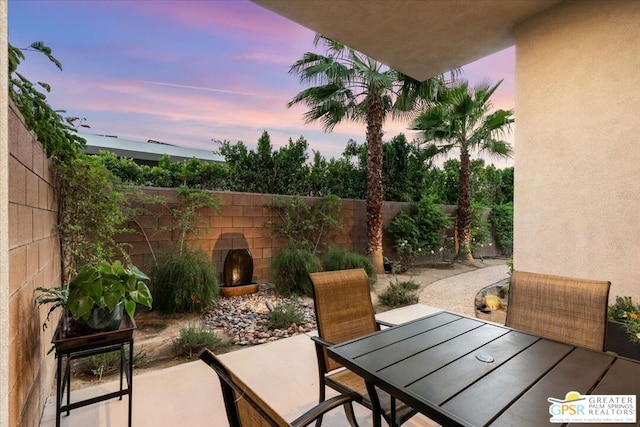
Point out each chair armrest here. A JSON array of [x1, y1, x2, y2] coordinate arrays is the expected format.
[[291, 392, 359, 427], [311, 335, 334, 348], [376, 319, 396, 329]]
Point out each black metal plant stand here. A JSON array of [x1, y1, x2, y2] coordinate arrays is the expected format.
[[52, 314, 136, 427]]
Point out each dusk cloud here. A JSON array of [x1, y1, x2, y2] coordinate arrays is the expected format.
[[8, 0, 515, 162]]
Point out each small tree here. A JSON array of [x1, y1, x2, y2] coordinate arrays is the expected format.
[[265, 195, 341, 254], [386, 197, 452, 271], [412, 80, 513, 260]]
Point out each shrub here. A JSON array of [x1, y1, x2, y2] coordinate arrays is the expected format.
[[488, 203, 513, 255], [322, 246, 376, 286], [378, 280, 420, 308], [174, 323, 222, 358], [266, 299, 305, 330], [265, 195, 342, 254], [151, 248, 220, 313], [386, 197, 451, 272], [78, 348, 146, 380], [470, 202, 492, 256], [270, 248, 322, 296], [608, 296, 640, 344]]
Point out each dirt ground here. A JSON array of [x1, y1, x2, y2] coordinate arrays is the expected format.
[[68, 259, 505, 391]]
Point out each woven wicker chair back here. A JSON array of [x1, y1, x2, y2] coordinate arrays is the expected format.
[[310, 268, 378, 372], [506, 270, 611, 351], [199, 349, 289, 427]]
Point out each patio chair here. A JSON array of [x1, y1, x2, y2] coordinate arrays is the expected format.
[[198, 348, 359, 427], [310, 268, 417, 427], [506, 270, 611, 351]]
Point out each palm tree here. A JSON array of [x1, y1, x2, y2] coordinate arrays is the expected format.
[[411, 80, 514, 261], [288, 35, 445, 272]]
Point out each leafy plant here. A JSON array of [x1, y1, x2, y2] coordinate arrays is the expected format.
[[412, 80, 513, 260], [68, 261, 151, 321], [386, 196, 452, 271], [34, 286, 68, 331], [608, 296, 640, 344], [56, 154, 131, 278], [378, 279, 419, 308], [470, 202, 491, 256], [151, 248, 220, 313], [269, 248, 322, 296], [9, 41, 86, 163], [265, 195, 341, 254], [488, 203, 514, 255], [35, 261, 152, 332], [266, 299, 305, 330], [322, 246, 376, 286], [170, 186, 220, 256], [174, 323, 222, 358], [78, 347, 147, 380]]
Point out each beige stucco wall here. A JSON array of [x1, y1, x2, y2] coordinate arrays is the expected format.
[[514, 0, 640, 302], [1, 2, 10, 426]]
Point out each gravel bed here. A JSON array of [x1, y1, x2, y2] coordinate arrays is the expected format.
[[203, 284, 316, 346]]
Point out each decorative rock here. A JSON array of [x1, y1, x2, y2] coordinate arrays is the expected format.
[[204, 283, 316, 346]]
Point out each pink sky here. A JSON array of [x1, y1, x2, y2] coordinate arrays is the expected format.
[[9, 0, 514, 164]]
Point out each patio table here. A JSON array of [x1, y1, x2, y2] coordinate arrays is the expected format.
[[328, 311, 640, 427]]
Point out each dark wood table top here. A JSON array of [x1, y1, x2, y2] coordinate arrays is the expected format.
[[328, 311, 640, 427]]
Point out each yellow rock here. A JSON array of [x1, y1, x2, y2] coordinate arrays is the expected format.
[[484, 295, 503, 310]]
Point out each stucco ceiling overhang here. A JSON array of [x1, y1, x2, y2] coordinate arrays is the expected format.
[[251, 0, 563, 81]]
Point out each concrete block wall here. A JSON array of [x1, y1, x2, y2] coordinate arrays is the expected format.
[[7, 102, 61, 426], [124, 189, 377, 282], [122, 189, 500, 282]]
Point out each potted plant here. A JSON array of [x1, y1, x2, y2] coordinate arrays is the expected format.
[[36, 260, 153, 335], [605, 296, 640, 361]]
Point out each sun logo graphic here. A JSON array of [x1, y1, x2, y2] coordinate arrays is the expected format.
[[548, 391, 636, 423], [548, 391, 586, 419]]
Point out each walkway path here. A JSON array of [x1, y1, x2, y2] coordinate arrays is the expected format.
[[373, 258, 510, 317], [418, 260, 510, 317]]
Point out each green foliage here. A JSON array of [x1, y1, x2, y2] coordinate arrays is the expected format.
[[151, 249, 220, 314], [488, 203, 513, 255], [33, 286, 68, 331], [307, 146, 366, 199], [382, 134, 437, 202], [174, 323, 222, 358], [217, 132, 310, 195], [170, 186, 220, 255], [9, 42, 130, 278], [78, 347, 147, 379], [265, 195, 341, 254], [97, 151, 228, 189], [35, 261, 152, 330], [57, 154, 131, 274], [321, 246, 376, 286], [9, 42, 86, 163], [66, 261, 152, 321], [266, 299, 305, 330], [412, 80, 514, 259], [92, 132, 513, 209], [608, 296, 640, 344], [386, 197, 452, 271], [470, 202, 492, 254], [269, 248, 322, 296], [378, 279, 419, 308]]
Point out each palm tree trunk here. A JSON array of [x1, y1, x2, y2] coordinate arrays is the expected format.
[[366, 92, 385, 273], [456, 146, 474, 261]]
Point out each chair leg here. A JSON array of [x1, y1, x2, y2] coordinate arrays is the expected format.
[[343, 402, 360, 427], [372, 411, 383, 427], [315, 383, 327, 427]]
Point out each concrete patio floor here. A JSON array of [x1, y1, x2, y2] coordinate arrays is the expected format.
[[39, 304, 444, 427]]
